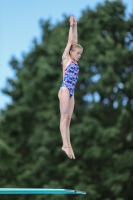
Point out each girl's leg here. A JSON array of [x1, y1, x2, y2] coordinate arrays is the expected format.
[[58, 87, 73, 159], [67, 94, 75, 159]]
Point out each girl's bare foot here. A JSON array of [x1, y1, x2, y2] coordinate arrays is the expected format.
[[69, 146, 76, 159], [62, 146, 73, 159]]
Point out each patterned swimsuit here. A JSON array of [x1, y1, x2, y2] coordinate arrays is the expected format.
[[60, 60, 79, 98]]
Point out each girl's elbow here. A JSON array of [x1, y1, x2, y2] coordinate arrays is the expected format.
[[68, 38, 73, 43], [73, 40, 78, 44]]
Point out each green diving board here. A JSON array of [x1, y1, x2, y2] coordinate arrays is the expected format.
[[0, 188, 86, 195]]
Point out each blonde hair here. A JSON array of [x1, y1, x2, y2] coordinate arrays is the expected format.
[[70, 43, 83, 52]]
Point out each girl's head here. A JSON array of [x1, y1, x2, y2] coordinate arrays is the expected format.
[[69, 43, 83, 62], [70, 43, 83, 52]]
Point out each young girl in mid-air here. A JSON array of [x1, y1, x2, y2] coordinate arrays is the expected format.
[[58, 15, 83, 159]]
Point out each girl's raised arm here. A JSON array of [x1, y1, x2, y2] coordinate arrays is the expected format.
[[73, 17, 78, 43], [62, 16, 74, 62]]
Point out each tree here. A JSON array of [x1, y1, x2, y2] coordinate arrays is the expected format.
[[0, 1, 133, 200]]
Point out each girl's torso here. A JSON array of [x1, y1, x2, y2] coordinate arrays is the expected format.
[[62, 60, 79, 87]]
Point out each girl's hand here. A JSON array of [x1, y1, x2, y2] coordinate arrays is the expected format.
[[73, 17, 77, 25], [69, 15, 74, 25]]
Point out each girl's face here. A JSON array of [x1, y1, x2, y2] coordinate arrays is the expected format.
[[70, 48, 83, 62]]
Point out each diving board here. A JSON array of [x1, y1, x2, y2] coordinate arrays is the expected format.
[[0, 188, 86, 195]]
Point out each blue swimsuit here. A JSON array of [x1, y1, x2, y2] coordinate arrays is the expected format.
[[60, 61, 79, 98]]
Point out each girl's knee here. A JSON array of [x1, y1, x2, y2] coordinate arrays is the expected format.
[[61, 114, 69, 124], [63, 113, 69, 120]]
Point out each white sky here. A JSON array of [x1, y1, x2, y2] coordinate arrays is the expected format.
[[0, 0, 133, 109]]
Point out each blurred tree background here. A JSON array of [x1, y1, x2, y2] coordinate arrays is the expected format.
[[0, 0, 133, 199]]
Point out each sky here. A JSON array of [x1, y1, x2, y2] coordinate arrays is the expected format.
[[0, 0, 133, 109]]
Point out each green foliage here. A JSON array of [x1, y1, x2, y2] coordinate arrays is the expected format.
[[0, 0, 133, 200]]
